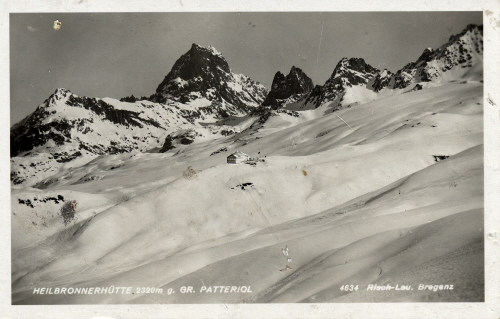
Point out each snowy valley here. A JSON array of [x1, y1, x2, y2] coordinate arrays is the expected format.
[[11, 24, 484, 304]]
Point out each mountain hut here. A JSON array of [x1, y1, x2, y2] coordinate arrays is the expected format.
[[227, 151, 249, 164]]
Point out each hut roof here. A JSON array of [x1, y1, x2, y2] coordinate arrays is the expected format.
[[228, 151, 248, 159]]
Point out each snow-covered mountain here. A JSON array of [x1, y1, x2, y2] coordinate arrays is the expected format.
[[11, 88, 166, 158], [305, 57, 380, 108], [152, 43, 267, 115], [10, 44, 267, 186], [388, 24, 483, 89], [10, 88, 178, 185]]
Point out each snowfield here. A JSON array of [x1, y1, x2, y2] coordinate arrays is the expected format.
[[11, 81, 483, 304]]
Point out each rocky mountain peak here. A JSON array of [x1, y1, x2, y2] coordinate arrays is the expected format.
[[324, 57, 379, 90], [53, 88, 73, 97], [448, 24, 482, 43], [151, 44, 267, 114], [261, 66, 314, 108], [288, 66, 312, 87], [437, 24, 483, 59], [389, 24, 483, 89], [331, 57, 379, 79], [163, 43, 231, 84], [270, 71, 286, 90], [44, 88, 76, 105], [109, 43, 268, 123], [304, 57, 380, 107], [288, 66, 300, 77]]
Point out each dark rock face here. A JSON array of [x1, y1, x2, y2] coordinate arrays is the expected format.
[[154, 44, 231, 100], [152, 44, 267, 115], [330, 58, 379, 85], [417, 47, 435, 63], [371, 69, 393, 92], [120, 95, 148, 102], [160, 136, 175, 153], [174, 44, 230, 79], [411, 84, 424, 92], [389, 49, 436, 89], [262, 66, 314, 108], [159, 129, 200, 153], [448, 24, 483, 45], [65, 95, 162, 129]]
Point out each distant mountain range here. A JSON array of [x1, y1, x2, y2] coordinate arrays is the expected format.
[[10, 24, 483, 186], [302, 24, 483, 108]]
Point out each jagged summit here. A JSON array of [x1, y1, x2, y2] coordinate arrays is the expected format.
[[262, 66, 314, 108], [305, 57, 379, 107], [164, 43, 231, 83], [331, 58, 379, 80], [151, 44, 266, 115], [44, 88, 75, 105], [448, 24, 482, 42], [328, 57, 379, 86], [53, 88, 73, 96], [389, 24, 483, 89]]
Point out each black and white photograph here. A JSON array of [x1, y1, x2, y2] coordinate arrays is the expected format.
[[3, 1, 500, 317]]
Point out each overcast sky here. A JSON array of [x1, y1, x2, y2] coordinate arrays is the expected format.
[[10, 12, 482, 124]]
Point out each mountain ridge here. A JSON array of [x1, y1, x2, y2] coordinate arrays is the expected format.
[[302, 24, 483, 108], [10, 24, 483, 186]]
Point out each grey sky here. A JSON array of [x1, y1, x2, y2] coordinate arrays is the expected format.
[[10, 12, 482, 124]]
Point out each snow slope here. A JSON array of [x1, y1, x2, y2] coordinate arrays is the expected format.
[[11, 81, 483, 304]]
